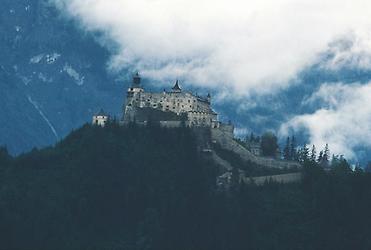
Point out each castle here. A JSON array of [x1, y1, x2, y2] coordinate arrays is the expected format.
[[122, 72, 222, 128], [92, 72, 301, 184]]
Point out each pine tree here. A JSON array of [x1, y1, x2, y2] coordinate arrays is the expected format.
[[283, 137, 291, 160], [249, 132, 255, 142], [317, 150, 323, 163], [290, 136, 297, 161], [310, 145, 316, 162], [322, 144, 330, 168], [300, 144, 310, 163]]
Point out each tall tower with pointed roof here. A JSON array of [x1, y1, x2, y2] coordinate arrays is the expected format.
[[171, 80, 182, 93], [123, 72, 145, 123]]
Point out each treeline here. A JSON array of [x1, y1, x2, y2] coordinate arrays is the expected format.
[[244, 132, 369, 171], [0, 124, 371, 249]]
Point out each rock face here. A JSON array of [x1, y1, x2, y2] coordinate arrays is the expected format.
[[0, 0, 123, 154]]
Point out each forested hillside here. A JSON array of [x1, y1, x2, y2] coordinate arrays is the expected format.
[[0, 124, 371, 250]]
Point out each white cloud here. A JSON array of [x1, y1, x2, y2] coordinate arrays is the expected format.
[[53, 0, 371, 97], [321, 31, 371, 70], [280, 82, 371, 159]]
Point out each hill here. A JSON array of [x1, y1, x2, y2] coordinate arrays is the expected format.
[[1, 124, 371, 250]]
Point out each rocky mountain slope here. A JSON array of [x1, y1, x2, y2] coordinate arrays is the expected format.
[[0, 0, 123, 153]]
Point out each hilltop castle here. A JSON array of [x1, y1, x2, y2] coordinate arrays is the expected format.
[[122, 73, 223, 128], [92, 72, 301, 184]]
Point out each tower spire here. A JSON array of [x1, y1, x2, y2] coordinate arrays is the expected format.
[[132, 72, 141, 87], [172, 79, 182, 92]]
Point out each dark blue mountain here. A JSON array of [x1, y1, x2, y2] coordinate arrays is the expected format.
[[0, 0, 125, 153]]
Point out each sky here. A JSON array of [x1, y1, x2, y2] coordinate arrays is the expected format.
[[54, 0, 371, 160]]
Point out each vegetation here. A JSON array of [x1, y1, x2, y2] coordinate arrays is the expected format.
[[213, 143, 298, 176], [260, 132, 279, 157], [0, 124, 371, 250]]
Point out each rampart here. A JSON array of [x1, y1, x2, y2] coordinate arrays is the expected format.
[[211, 127, 301, 169]]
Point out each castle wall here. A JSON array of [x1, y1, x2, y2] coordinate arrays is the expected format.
[[187, 111, 217, 127], [123, 84, 216, 128], [242, 172, 302, 185], [211, 127, 301, 169], [159, 121, 183, 128]]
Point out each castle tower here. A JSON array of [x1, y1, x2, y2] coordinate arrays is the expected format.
[[207, 93, 211, 103], [123, 72, 145, 123], [132, 71, 141, 87]]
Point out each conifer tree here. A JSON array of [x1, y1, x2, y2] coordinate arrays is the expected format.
[[300, 144, 310, 163], [317, 150, 323, 163], [290, 136, 297, 161], [322, 144, 330, 167], [283, 137, 291, 160], [310, 145, 317, 162], [249, 132, 255, 142]]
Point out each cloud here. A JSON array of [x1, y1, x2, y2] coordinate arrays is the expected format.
[[320, 31, 371, 71], [280, 82, 371, 159], [53, 0, 371, 97]]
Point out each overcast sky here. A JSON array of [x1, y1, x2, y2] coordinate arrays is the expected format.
[[54, 0, 371, 160]]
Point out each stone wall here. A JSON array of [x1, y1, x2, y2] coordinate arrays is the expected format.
[[242, 172, 302, 185], [211, 127, 301, 169]]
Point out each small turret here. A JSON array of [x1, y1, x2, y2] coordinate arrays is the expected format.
[[172, 80, 182, 93], [132, 72, 141, 87], [127, 72, 144, 97], [207, 93, 211, 103]]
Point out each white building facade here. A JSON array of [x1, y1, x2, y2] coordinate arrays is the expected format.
[[123, 73, 219, 128]]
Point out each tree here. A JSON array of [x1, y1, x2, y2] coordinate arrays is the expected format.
[[283, 137, 291, 160], [260, 132, 279, 158], [0, 146, 11, 167], [298, 144, 310, 163], [317, 150, 323, 164], [365, 162, 371, 173], [310, 145, 317, 163], [290, 136, 297, 161], [332, 155, 352, 174], [321, 144, 330, 168], [249, 132, 255, 142]]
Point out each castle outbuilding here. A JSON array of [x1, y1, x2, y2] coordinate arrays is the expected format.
[[122, 73, 221, 128], [92, 109, 109, 127]]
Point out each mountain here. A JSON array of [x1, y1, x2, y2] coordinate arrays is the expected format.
[[0, 0, 124, 154]]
